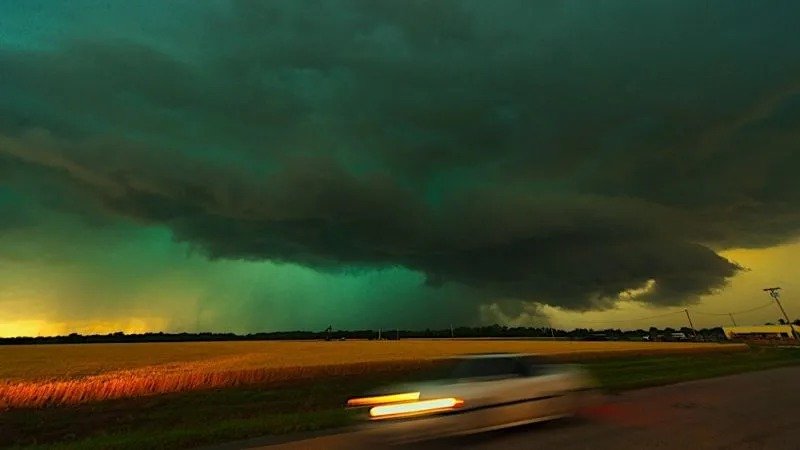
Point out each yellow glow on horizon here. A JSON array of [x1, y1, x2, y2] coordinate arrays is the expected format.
[[74, 318, 170, 335], [0, 320, 64, 338], [0, 317, 171, 338]]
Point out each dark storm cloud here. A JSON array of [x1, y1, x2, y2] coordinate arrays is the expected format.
[[2, 0, 800, 311]]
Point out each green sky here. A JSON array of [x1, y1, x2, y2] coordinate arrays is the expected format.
[[2, 1, 800, 336]]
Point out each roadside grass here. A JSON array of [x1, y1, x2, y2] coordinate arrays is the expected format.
[[14, 410, 355, 450], [5, 346, 799, 450], [588, 346, 800, 391]]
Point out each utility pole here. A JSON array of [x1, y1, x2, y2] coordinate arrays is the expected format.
[[684, 309, 696, 337], [396, 328, 399, 341], [378, 328, 381, 340], [764, 287, 797, 339], [728, 313, 737, 327], [450, 324, 454, 339]]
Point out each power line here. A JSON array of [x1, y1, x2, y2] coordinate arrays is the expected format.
[[691, 301, 775, 316], [570, 301, 775, 327], [732, 302, 776, 315], [559, 290, 793, 329]]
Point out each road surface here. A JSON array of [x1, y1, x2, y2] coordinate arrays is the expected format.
[[247, 366, 800, 450]]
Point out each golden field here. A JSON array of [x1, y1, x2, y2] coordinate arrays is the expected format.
[[0, 340, 745, 410]]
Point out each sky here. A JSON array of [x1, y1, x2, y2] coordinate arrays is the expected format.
[[2, 1, 800, 337]]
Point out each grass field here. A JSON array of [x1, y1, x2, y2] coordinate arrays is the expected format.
[[0, 340, 740, 381], [0, 340, 744, 410], [2, 346, 798, 450]]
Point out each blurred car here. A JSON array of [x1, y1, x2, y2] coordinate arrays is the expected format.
[[346, 353, 600, 445]]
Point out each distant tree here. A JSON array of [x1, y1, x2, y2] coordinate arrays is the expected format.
[[778, 319, 787, 325]]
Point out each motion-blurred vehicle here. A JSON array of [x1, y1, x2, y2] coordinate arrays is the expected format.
[[347, 353, 599, 445]]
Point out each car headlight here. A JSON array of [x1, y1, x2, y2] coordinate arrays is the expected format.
[[369, 397, 465, 419], [347, 391, 421, 407]]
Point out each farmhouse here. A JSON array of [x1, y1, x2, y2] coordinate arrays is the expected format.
[[723, 325, 800, 341]]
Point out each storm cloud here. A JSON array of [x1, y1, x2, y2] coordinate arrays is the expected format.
[[2, 0, 800, 320]]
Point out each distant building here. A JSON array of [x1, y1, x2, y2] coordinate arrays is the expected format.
[[669, 332, 688, 341], [723, 325, 799, 341]]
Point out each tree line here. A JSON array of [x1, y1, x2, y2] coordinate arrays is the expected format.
[[0, 324, 732, 345]]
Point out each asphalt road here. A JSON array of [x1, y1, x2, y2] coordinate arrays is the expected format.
[[249, 366, 800, 450]]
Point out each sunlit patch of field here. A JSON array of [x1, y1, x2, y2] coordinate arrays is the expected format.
[[0, 340, 744, 410]]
